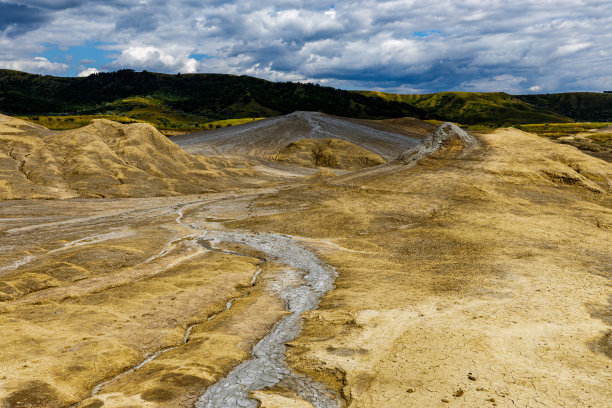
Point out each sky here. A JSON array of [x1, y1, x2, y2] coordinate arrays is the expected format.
[[1, 0, 611, 94]]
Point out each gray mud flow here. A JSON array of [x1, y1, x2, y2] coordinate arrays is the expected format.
[[196, 231, 340, 408], [174, 111, 417, 160]]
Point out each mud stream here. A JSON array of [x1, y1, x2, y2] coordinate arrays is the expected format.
[[195, 231, 340, 408], [73, 200, 340, 407], [178, 204, 341, 407]]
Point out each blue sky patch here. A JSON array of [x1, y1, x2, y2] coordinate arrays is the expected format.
[[414, 30, 441, 38]]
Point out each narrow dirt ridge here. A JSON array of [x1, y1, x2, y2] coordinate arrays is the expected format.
[[395, 122, 480, 165], [0, 230, 132, 275]]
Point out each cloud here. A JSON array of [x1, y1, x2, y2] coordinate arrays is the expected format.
[[529, 85, 542, 92], [461, 75, 529, 94], [7, 0, 86, 10], [114, 7, 161, 33], [1, 0, 612, 93], [553, 42, 592, 57], [78, 67, 99, 77], [0, 2, 49, 36], [105, 46, 198, 73], [0, 56, 69, 75]]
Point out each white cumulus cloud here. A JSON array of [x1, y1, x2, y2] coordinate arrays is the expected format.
[[78, 67, 99, 77], [107, 46, 198, 73], [0, 57, 69, 75]]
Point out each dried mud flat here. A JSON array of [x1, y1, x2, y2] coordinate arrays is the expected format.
[[0, 116, 611, 408]]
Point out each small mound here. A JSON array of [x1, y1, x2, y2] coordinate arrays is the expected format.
[[274, 138, 386, 170], [346, 116, 437, 139], [594, 124, 612, 133], [395, 122, 480, 165]]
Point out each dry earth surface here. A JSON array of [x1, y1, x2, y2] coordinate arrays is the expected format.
[[0, 113, 611, 408], [0, 114, 270, 200], [556, 129, 612, 163]]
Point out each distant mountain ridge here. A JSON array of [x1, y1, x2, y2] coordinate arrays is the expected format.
[[516, 93, 612, 122], [2, 69, 612, 130], [358, 90, 612, 124], [0, 69, 426, 124], [357, 91, 572, 125]]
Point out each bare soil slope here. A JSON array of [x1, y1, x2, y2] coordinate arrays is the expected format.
[[226, 126, 612, 408], [344, 116, 437, 139], [594, 124, 612, 133], [172, 111, 421, 160], [0, 115, 263, 199], [274, 138, 386, 170]]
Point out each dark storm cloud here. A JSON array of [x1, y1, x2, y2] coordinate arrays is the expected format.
[[0, 2, 49, 36], [7, 0, 134, 10], [1, 0, 612, 92], [12, 0, 84, 9]]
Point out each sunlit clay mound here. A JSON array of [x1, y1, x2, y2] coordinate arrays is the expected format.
[[0, 116, 262, 199]]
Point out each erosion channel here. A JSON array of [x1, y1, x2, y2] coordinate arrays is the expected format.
[[170, 203, 341, 407], [195, 230, 340, 408], [62, 196, 342, 408]]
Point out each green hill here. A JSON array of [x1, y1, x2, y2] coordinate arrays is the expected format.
[[357, 91, 573, 125], [0, 69, 426, 133], [515, 93, 612, 122], [3, 69, 612, 133]]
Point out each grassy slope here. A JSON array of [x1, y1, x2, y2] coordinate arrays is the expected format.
[[0, 69, 426, 133], [15, 96, 266, 133], [516, 122, 611, 137], [4, 69, 611, 133], [516, 92, 612, 122], [358, 91, 572, 125]]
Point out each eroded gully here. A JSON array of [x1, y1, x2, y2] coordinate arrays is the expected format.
[[79, 200, 341, 408], [195, 231, 340, 408], [182, 200, 341, 407]]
